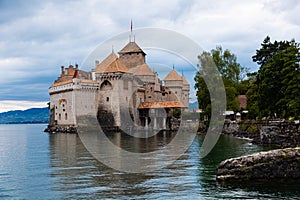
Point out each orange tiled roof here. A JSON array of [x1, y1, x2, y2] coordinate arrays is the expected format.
[[118, 41, 145, 54], [94, 52, 118, 73], [51, 79, 96, 87], [164, 69, 182, 81], [131, 64, 155, 76], [181, 75, 190, 85], [52, 79, 73, 87], [104, 58, 129, 73], [138, 101, 186, 109]]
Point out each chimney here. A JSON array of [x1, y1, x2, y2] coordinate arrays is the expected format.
[[75, 64, 78, 69], [61, 66, 65, 74]]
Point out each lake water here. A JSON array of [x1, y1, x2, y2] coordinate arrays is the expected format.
[[0, 124, 299, 199]]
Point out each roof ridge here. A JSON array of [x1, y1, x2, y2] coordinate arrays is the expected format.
[[118, 41, 145, 54], [133, 64, 155, 76], [181, 75, 190, 85], [164, 69, 182, 81], [104, 58, 129, 73], [94, 52, 118, 73]]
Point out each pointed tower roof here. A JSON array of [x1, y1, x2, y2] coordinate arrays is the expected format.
[[181, 75, 190, 85], [94, 52, 118, 73], [118, 41, 146, 55], [104, 58, 129, 73], [164, 69, 182, 81], [132, 64, 155, 76]]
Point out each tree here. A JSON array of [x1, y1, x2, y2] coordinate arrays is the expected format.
[[245, 72, 259, 119], [194, 46, 248, 119], [250, 36, 300, 119], [194, 52, 213, 120]]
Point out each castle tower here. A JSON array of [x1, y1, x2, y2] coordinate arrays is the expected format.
[[96, 58, 134, 129], [164, 69, 183, 103], [118, 41, 146, 68], [181, 75, 190, 108]]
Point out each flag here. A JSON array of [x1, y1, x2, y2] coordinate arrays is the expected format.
[[130, 19, 132, 32]]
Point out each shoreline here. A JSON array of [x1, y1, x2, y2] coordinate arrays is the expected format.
[[221, 120, 300, 148], [216, 120, 300, 183]]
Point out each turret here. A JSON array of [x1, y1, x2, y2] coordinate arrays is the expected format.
[[118, 41, 146, 68]]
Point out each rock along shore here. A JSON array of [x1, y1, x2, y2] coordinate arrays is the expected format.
[[44, 125, 77, 134], [216, 147, 300, 182], [222, 120, 300, 148]]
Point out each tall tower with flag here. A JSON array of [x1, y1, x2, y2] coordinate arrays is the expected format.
[[118, 20, 146, 68]]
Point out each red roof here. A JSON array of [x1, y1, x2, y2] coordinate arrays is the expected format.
[[237, 95, 247, 109], [138, 101, 186, 109]]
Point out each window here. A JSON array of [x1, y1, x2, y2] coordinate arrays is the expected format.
[[106, 97, 109, 102], [123, 79, 128, 90], [59, 114, 61, 120], [65, 113, 68, 120]]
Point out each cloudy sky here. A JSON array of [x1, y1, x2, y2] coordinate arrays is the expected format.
[[1, 0, 299, 112]]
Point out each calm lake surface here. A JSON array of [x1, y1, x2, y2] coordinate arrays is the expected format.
[[0, 124, 299, 199]]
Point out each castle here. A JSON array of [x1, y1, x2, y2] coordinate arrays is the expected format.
[[48, 40, 190, 131]]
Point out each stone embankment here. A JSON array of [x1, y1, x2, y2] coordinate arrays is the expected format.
[[216, 147, 300, 182], [222, 120, 300, 147], [44, 125, 77, 134]]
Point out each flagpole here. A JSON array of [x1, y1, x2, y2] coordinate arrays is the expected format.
[[130, 19, 133, 42]]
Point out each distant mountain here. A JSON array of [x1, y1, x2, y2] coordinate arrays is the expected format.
[[189, 101, 198, 110], [0, 107, 49, 124], [0, 103, 198, 124]]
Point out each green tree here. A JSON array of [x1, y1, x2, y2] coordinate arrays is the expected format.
[[250, 36, 300, 119], [194, 46, 248, 119], [245, 72, 259, 119]]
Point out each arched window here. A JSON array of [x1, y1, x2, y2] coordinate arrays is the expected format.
[[100, 80, 112, 91]]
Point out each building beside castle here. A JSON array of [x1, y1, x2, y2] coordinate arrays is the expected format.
[[48, 40, 190, 131]]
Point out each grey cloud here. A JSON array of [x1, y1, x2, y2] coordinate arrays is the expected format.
[[1, 0, 300, 102]]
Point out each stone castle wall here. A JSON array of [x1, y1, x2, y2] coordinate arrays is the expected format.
[[119, 53, 145, 68], [50, 90, 76, 125]]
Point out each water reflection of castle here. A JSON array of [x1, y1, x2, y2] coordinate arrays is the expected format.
[[48, 40, 190, 130]]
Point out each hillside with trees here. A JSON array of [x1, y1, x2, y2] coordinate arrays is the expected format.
[[0, 107, 49, 124]]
